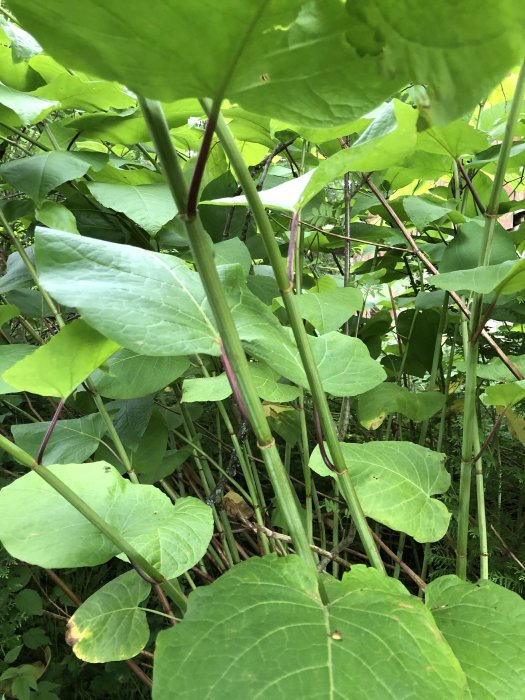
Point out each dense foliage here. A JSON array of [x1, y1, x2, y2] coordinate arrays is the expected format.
[[0, 1, 525, 697]]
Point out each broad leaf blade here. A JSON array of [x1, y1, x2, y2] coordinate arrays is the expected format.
[[12, 414, 106, 466], [310, 441, 451, 542], [0, 463, 213, 575], [3, 319, 120, 398], [66, 571, 150, 663], [153, 556, 468, 698], [426, 575, 525, 699]]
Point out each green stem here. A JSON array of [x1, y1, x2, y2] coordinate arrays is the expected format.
[[210, 103, 384, 572], [0, 434, 186, 611], [139, 97, 315, 569], [456, 60, 525, 579]]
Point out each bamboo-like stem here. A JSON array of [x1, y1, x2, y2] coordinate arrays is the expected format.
[[456, 59, 525, 579], [0, 434, 186, 610], [209, 102, 384, 572], [138, 97, 315, 569]]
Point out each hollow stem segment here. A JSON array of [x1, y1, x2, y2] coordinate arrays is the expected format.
[[139, 97, 315, 569], [209, 101, 384, 572], [456, 59, 525, 580]]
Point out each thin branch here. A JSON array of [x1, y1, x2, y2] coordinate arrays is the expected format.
[[365, 176, 524, 381], [37, 398, 65, 464]]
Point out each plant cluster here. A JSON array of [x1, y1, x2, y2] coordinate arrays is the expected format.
[[0, 1, 524, 698]]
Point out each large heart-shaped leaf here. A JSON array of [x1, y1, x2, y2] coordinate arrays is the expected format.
[[310, 441, 451, 542], [66, 571, 150, 663], [10, 1, 523, 128], [0, 462, 213, 577], [426, 575, 525, 699], [153, 556, 468, 699]]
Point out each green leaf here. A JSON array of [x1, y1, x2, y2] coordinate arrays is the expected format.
[[403, 196, 454, 229], [294, 287, 362, 335], [310, 333, 386, 398], [249, 362, 301, 403], [345, 0, 525, 125], [12, 414, 106, 466], [0, 303, 20, 326], [14, 589, 43, 616], [66, 571, 150, 663], [339, 564, 410, 598], [434, 259, 525, 295], [426, 575, 525, 699], [418, 120, 490, 158], [0, 20, 42, 63], [358, 384, 446, 430], [8, 1, 401, 129], [128, 412, 168, 479], [3, 319, 120, 398], [182, 374, 231, 403], [90, 351, 189, 400], [439, 220, 516, 273], [33, 73, 136, 111], [0, 80, 57, 124], [36, 200, 78, 234], [481, 380, 525, 408], [0, 462, 213, 576], [182, 362, 302, 404], [111, 397, 153, 451], [0, 345, 35, 394], [0, 151, 108, 204], [35, 228, 221, 357], [154, 555, 468, 699], [213, 238, 251, 277], [0, 248, 34, 293], [310, 441, 451, 542], [207, 101, 417, 212], [86, 183, 177, 236]]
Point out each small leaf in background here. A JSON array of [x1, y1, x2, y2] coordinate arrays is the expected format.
[[3, 319, 120, 398], [86, 182, 177, 236], [66, 571, 150, 662], [153, 555, 467, 698], [0, 151, 107, 204], [0, 247, 35, 293], [182, 374, 231, 403], [12, 413, 106, 466], [310, 441, 451, 542], [481, 380, 525, 409], [439, 220, 516, 273], [311, 333, 386, 398], [0, 303, 20, 327], [358, 383, 445, 430], [36, 200, 78, 234], [426, 575, 525, 698], [89, 351, 189, 400], [0, 345, 35, 394], [293, 287, 363, 335], [14, 589, 43, 616]]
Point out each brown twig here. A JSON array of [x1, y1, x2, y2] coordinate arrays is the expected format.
[[370, 531, 426, 590]]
